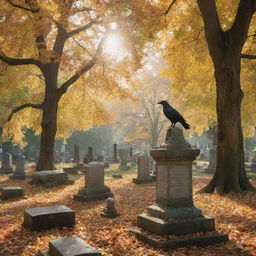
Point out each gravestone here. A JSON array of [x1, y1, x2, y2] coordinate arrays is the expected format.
[[73, 144, 80, 164], [40, 236, 102, 256], [11, 155, 26, 179], [31, 170, 73, 187], [112, 174, 122, 179], [23, 205, 75, 231], [83, 147, 93, 164], [113, 143, 118, 163], [250, 150, 256, 172], [129, 146, 133, 159], [63, 167, 78, 175], [131, 127, 228, 249], [133, 152, 153, 184], [205, 146, 216, 173], [0, 152, 13, 173], [0, 186, 24, 200], [118, 149, 129, 171], [100, 197, 119, 218], [74, 163, 112, 201], [54, 151, 61, 163]]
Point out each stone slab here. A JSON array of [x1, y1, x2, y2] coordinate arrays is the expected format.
[[130, 228, 229, 249], [23, 205, 75, 231], [0, 186, 24, 200], [112, 174, 122, 179], [40, 236, 101, 256], [132, 177, 154, 184], [63, 167, 78, 175], [10, 173, 26, 179], [137, 214, 215, 235]]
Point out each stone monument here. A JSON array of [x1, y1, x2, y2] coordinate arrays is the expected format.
[[118, 149, 129, 171], [11, 155, 26, 179], [0, 152, 13, 174], [74, 162, 113, 201], [100, 197, 119, 218], [205, 146, 216, 173], [113, 142, 118, 163], [133, 152, 153, 184], [250, 149, 256, 172], [83, 147, 93, 164], [73, 144, 80, 164], [130, 127, 228, 249]]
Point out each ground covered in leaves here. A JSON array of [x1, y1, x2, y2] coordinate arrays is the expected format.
[[0, 163, 255, 256]]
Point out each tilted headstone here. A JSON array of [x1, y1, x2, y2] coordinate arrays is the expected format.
[[23, 205, 75, 231], [131, 127, 228, 249], [100, 197, 119, 218], [133, 152, 153, 184], [11, 155, 26, 179], [0, 152, 13, 173], [118, 149, 129, 171], [39, 236, 102, 256], [74, 162, 112, 201]]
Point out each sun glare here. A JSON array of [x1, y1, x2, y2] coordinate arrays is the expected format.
[[104, 33, 122, 57]]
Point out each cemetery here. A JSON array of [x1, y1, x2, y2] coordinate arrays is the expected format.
[[1, 1, 256, 256]]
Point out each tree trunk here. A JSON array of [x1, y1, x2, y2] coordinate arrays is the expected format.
[[36, 65, 58, 171], [199, 59, 253, 193]]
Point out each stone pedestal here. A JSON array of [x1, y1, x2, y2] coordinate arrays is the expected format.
[[74, 163, 112, 201], [131, 127, 228, 249], [133, 152, 153, 184], [0, 152, 13, 174], [40, 236, 102, 256], [11, 155, 26, 179]]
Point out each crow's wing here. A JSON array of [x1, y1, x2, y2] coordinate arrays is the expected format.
[[164, 107, 186, 123]]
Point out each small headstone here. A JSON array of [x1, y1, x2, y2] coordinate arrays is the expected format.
[[100, 197, 119, 218], [104, 162, 110, 168], [74, 163, 113, 201], [0, 152, 13, 173], [39, 236, 101, 256], [10, 155, 26, 179], [112, 174, 122, 179], [23, 205, 75, 231], [31, 170, 74, 187], [133, 152, 153, 184], [0, 186, 24, 200], [118, 149, 129, 171]]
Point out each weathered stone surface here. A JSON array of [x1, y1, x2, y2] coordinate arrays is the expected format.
[[74, 163, 112, 201], [23, 205, 75, 231], [63, 167, 78, 175], [130, 228, 228, 249], [40, 236, 102, 256], [118, 149, 129, 171], [11, 155, 26, 179], [100, 198, 119, 218], [0, 186, 23, 200], [31, 170, 73, 187], [0, 152, 13, 173]]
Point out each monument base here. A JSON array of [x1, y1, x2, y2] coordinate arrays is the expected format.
[[132, 177, 154, 184], [130, 228, 228, 249], [10, 174, 26, 180], [74, 185, 113, 201]]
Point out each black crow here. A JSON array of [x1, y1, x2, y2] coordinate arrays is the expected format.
[[158, 100, 190, 129]]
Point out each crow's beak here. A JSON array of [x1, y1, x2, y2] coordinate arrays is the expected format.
[[157, 102, 161, 104]]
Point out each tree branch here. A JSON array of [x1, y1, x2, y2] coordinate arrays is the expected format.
[[67, 20, 96, 38], [241, 53, 256, 59], [162, 0, 178, 15], [7, 103, 43, 122], [6, 0, 39, 13], [0, 54, 40, 66], [57, 31, 108, 97]]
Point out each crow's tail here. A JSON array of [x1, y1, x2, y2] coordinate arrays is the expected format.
[[181, 121, 190, 129]]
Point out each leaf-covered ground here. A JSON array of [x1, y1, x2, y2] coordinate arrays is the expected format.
[[0, 163, 255, 256]]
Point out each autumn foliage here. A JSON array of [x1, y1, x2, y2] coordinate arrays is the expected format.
[[0, 164, 255, 256]]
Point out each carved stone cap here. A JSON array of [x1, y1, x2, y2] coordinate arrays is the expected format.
[[161, 127, 191, 149]]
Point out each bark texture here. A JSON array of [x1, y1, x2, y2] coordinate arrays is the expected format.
[[197, 0, 255, 193]]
